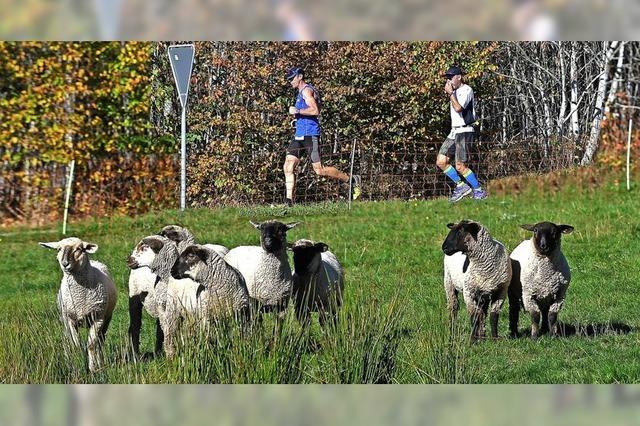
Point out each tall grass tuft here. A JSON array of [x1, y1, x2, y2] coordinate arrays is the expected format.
[[0, 304, 94, 383], [163, 314, 312, 384], [313, 295, 404, 384]]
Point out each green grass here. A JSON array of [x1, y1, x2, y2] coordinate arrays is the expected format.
[[1, 167, 639, 383]]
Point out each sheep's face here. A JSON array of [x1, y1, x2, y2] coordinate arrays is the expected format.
[[291, 239, 328, 275], [442, 221, 482, 256], [127, 236, 165, 269], [250, 220, 299, 253], [39, 237, 97, 273], [158, 225, 195, 248], [171, 244, 209, 281], [521, 222, 574, 256]]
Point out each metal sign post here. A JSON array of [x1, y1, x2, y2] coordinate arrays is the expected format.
[[168, 44, 195, 211]]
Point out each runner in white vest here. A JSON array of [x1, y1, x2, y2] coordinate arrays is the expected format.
[[435, 65, 488, 202]]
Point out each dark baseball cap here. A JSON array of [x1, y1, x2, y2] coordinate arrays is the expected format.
[[443, 65, 464, 78], [286, 67, 303, 81]]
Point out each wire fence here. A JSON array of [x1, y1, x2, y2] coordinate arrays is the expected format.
[[0, 132, 595, 226]]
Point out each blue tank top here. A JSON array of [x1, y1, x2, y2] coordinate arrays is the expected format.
[[294, 84, 320, 137]]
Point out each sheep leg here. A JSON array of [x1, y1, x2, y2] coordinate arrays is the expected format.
[[128, 295, 143, 356], [530, 308, 541, 339], [237, 306, 252, 337], [489, 298, 505, 339], [65, 318, 82, 348], [444, 280, 459, 320], [98, 315, 112, 347], [467, 302, 484, 343], [540, 308, 550, 335], [507, 285, 521, 338], [548, 301, 564, 337], [87, 319, 104, 373], [161, 314, 181, 359], [154, 318, 165, 355]]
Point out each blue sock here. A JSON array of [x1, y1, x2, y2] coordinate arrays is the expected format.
[[443, 165, 462, 185], [463, 169, 481, 189]]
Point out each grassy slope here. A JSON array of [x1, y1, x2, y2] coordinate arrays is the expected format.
[[1, 167, 638, 383]]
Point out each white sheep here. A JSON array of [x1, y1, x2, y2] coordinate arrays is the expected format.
[[291, 239, 344, 327], [508, 221, 574, 338], [39, 237, 117, 372], [442, 220, 512, 342], [224, 220, 299, 316]]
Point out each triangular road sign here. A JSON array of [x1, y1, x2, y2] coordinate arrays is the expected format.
[[168, 44, 195, 109]]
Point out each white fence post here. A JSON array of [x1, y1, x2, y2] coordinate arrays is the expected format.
[[627, 119, 633, 191], [348, 139, 357, 210], [62, 160, 75, 235]]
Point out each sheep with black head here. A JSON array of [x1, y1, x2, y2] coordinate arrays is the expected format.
[[442, 220, 512, 342], [508, 221, 574, 338], [291, 239, 344, 328]]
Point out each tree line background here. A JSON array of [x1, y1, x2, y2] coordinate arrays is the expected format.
[[1, 41, 638, 225]]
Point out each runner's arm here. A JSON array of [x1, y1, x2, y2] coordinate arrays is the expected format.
[[297, 87, 319, 116]]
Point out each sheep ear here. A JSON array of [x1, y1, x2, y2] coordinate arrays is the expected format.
[[446, 223, 456, 230], [315, 243, 329, 252], [195, 247, 209, 263], [558, 225, 574, 234], [286, 222, 300, 230], [83, 242, 98, 254], [464, 222, 481, 241], [144, 238, 164, 253], [520, 224, 535, 232], [39, 241, 60, 250], [249, 221, 261, 229], [159, 228, 179, 242]]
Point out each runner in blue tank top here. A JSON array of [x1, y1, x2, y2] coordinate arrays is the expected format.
[[283, 67, 361, 207]]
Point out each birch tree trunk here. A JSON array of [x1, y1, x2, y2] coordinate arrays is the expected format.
[[581, 41, 619, 166], [557, 42, 567, 137], [570, 42, 580, 137], [605, 41, 626, 114]]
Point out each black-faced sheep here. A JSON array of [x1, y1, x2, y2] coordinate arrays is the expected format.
[[442, 220, 512, 342], [291, 239, 344, 327], [170, 244, 250, 325], [508, 221, 574, 338], [39, 238, 117, 372]]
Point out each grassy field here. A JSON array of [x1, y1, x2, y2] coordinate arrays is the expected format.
[[1, 166, 639, 383]]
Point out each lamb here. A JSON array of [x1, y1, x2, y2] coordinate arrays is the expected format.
[[508, 221, 574, 339], [291, 239, 344, 327], [441, 220, 512, 342], [39, 238, 117, 372], [224, 220, 299, 315]]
